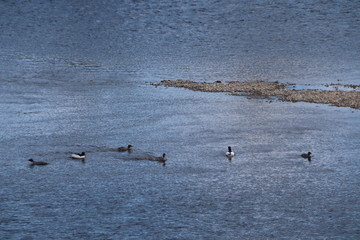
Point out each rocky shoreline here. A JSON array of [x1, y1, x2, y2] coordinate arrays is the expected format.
[[157, 80, 360, 109]]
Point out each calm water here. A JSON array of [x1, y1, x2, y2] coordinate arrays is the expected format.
[[1, 0, 360, 239]]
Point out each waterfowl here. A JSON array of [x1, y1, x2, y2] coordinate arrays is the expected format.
[[71, 152, 86, 160], [301, 152, 312, 161], [118, 145, 133, 152], [226, 146, 235, 158], [153, 153, 167, 162], [28, 159, 48, 166]]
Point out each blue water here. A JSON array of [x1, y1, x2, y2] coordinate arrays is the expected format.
[[1, 1, 360, 239], [1, 0, 359, 84]]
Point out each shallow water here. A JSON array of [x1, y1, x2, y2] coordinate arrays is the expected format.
[[1, 0, 360, 239]]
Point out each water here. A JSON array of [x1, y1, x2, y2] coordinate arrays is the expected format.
[[1, 0, 359, 84], [1, 1, 360, 239]]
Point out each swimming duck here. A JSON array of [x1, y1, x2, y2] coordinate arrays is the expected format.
[[28, 159, 48, 166], [71, 152, 86, 160], [226, 146, 235, 158], [154, 153, 167, 162], [301, 152, 312, 160], [118, 145, 133, 152]]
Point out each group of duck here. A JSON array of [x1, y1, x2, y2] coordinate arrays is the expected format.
[[27, 145, 312, 166], [226, 147, 312, 161], [27, 144, 167, 166], [225, 146, 312, 162]]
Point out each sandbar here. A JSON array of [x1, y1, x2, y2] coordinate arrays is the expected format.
[[156, 80, 360, 109]]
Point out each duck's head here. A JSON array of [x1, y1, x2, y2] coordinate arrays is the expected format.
[[28, 159, 34, 162], [228, 146, 232, 152], [128, 145, 133, 149], [163, 153, 167, 160], [308, 152, 312, 156], [81, 152, 85, 156]]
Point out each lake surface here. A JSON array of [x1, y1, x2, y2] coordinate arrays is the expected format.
[[0, 0, 359, 239]]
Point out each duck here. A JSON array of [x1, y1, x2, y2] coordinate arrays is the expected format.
[[226, 146, 235, 158], [153, 153, 167, 162], [301, 152, 312, 160], [28, 159, 48, 166], [118, 145, 133, 152], [71, 152, 86, 160]]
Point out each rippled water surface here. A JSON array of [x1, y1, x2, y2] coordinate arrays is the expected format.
[[1, 0, 360, 239]]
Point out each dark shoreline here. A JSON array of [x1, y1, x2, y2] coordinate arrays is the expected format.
[[156, 80, 360, 109]]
